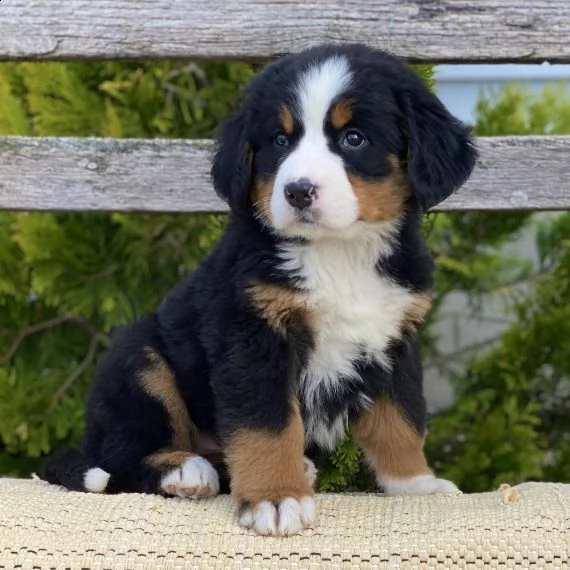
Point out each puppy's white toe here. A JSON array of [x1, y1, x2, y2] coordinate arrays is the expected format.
[[160, 456, 220, 498], [430, 478, 460, 494], [382, 474, 459, 496], [239, 496, 316, 536]]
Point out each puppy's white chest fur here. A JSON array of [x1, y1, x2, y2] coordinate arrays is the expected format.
[[279, 226, 415, 449]]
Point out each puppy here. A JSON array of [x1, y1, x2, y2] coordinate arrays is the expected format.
[[44, 43, 477, 536]]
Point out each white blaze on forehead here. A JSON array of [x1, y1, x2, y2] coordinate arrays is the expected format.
[[295, 56, 352, 130], [271, 56, 357, 235]]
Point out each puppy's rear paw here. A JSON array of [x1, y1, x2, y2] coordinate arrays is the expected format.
[[382, 474, 459, 496], [161, 456, 220, 499], [239, 496, 316, 536]]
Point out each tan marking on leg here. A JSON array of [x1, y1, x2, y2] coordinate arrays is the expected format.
[[247, 282, 311, 336], [403, 292, 432, 333], [145, 449, 195, 469], [250, 177, 274, 225], [330, 99, 353, 129], [349, 155, 411, 222], [351, 398, 432, 480], [278, 104, 294, 135], [226, 403, 312, 504], [140, 349, 196, 451], [145, 449, 195, 495]]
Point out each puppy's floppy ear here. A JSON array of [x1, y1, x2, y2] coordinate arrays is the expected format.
[[401, 86, 477, 211], [211, 110, 252, 214]]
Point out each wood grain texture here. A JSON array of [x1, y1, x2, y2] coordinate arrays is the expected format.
[[1, 136, 569, 213], [1, 1, 569, 63]]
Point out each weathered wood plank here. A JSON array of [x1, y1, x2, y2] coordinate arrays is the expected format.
[[0, 136, 569, 213], [1, 1, 569, 64]]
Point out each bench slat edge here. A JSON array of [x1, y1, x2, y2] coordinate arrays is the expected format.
[[0, 135, 568, 213], [2, 1, 570, 63]]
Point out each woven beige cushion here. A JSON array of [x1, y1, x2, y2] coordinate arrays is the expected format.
[[0, 478, 568, 569]]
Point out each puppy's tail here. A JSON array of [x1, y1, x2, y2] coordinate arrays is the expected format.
[[43, 446, 110, 493]]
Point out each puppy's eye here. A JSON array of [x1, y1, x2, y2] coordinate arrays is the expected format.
[[342, 130, 366, 148], [274, 133, 290, 147]]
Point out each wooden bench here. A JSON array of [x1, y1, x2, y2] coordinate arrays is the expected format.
[[2, 1, 570, 214], [1, 2, 569, 568]]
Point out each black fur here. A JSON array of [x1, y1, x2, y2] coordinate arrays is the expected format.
[[44, 43, 476, 497], [211, 110, 252, 214], [401, 87, 477, 211]]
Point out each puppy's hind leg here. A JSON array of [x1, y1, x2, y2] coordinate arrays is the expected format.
[[124, 347, 219, 498], [83, 321, 219, 497]]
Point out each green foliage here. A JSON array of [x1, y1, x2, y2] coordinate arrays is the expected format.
[[475, 82, 570, 135], [1, 61, 255, 138], [425, 216, 570, 490], [318, 437, 375, 493], [0, 65, 31, 135]]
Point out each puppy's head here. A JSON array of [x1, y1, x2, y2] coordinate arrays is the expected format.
[[212, 44, 477, 238]]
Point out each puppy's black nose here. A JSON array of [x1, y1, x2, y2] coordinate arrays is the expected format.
[[284, 179, 317, 210]]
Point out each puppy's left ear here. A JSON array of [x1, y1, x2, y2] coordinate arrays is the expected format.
[[401, 86, 477, 211], [211, 110, 252, 214]]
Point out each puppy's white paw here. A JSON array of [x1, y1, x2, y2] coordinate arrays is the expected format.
[[239, 496, 316, 536], [382, 474, 459, 496], [303, 457, 318, 488], [161, 456, 220, 499]]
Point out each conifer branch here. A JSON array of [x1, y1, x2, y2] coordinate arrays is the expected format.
[[77, 264, 120, 282], [0, 315, 108, 365], [424, 336, 499, 370], [42, 331, 107, 420], [0, 316, 74, 366]]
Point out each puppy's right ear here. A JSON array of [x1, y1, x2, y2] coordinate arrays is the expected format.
[[211, 110, 252, 215], [400, 85, 477, 212]]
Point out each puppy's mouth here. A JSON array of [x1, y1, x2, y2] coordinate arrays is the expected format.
[[294, 208, 322, 224]]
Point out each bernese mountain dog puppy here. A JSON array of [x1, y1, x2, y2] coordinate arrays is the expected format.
[[44, 43, 477, 536]]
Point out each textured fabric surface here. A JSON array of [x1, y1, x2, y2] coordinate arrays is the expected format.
[[0, 478, 568, 569]]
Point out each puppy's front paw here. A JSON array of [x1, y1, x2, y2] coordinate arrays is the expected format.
[[382, 474, 459, 496], [161, 455, 220, 498], [239, 496, 316, 536]]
